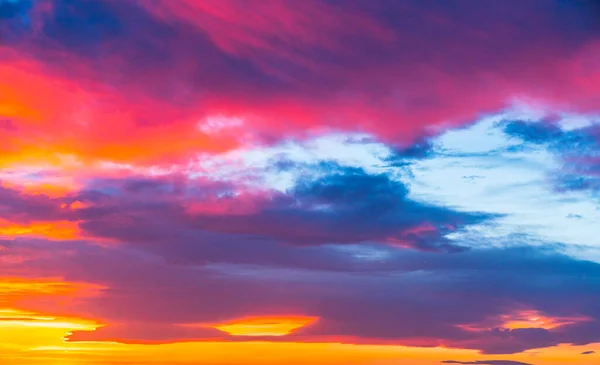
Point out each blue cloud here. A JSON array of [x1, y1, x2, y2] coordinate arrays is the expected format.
[[192, 163, 492, 250], [0, 0, 35, 39], [508, 121, 600, 194]]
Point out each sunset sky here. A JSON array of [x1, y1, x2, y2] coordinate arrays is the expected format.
[[1, 1, 600, 364]]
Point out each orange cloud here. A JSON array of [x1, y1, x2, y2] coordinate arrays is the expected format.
[[0, 308, 100, 331], [501, 310, 591, 331], [67, 200, 91, 210], [0, 173, 81, 198], [206, 316, 319, 337], [0, 278, 103, 301], [18, 182, 77, 197], [0, 56, 238, 169], [0, 307, 106, 363], [0, 219, 80, 240]]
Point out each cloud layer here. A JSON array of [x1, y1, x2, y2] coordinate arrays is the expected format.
[[2, 1, 600, 364]]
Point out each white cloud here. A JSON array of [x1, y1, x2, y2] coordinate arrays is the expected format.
[[192, 132, 394, 191], [197, 115, 244, 134], [405, 114, 600, 262]]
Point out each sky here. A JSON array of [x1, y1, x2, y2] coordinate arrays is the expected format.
[[1, 0, 600, 364]]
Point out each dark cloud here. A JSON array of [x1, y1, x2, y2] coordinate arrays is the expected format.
[[581, 350, 595, 355], [0, 184, 68, 223], [4, 230, 600, 354], [190, 164, 490, 250], [503, 120, 564, 145], [31, 0, 282, 102], [390, 137, 435, 160], [71, 164, 492, 254]]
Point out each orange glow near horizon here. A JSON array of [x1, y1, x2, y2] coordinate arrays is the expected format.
[[0, 308, 100, 331], [0, 278, 110, 364], [209, 316, 319, 337], [0, 278, 597, 365]]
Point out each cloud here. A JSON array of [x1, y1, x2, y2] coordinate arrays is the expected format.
[[3, 1, 600, 360], [188, 163, 488, 250], [3, 229, 599, 354], [502, 119, 600, 194], [0, 184, 69, 224], [4, 133, 476, 254], [405, 113, 600, 262], [581, 350, 595, 355], [0, 113, 599, 354], [3, 0, 600, 167], [67, 159, 492, 254], [1, 118, 599, 353]]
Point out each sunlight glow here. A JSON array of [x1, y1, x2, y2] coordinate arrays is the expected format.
[[211, 316, 319, 337]]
